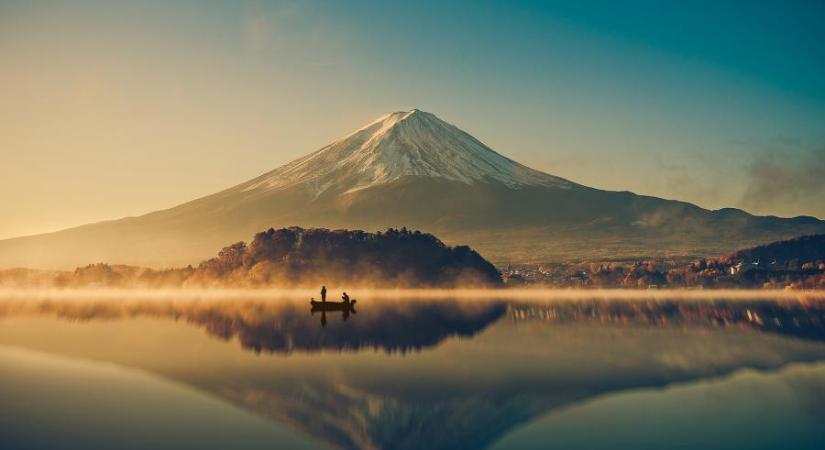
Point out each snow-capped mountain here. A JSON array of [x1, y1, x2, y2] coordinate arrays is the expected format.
[[1, 109, 823, 268], [237, 109, 572, 197]]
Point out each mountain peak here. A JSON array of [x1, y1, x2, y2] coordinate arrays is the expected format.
[[240, 109, 573, 196], [355, 108, 431, 134]]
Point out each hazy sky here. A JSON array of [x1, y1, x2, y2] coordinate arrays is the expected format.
[[2, 0, 825, 239]]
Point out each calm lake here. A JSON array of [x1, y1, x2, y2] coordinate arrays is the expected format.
[[2, 291, 825, 450]]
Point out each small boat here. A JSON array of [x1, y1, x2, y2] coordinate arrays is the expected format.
[[310, 299, 357, 310]]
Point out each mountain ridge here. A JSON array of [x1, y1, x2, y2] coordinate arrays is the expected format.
[[2, 109, 824, 268]]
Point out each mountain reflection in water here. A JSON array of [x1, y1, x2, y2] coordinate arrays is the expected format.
[[2, 294, 825, 450]]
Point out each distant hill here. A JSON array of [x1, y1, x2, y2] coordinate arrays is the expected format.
[[721, 234, 825, 268], [680, 234, 825, 288], [502, 234, 825, 289]]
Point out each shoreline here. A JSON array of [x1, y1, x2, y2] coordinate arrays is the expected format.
[[1, 287, 824, 302]]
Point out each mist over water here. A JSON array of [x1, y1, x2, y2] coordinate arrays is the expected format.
[[3, 287, 825, 301]]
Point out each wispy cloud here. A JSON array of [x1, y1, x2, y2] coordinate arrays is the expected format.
[[241, 1, 301, 53], [240, 1, 345, 68], [741, 144, 825, 218]]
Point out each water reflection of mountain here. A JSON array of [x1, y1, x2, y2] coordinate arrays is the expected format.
[[195, 318, 825, 450], [507, 298, 825, 342], [3, 296, 825, 450]]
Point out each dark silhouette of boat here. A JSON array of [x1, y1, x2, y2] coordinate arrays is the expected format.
[[310, 298, 357, 310], [311, 288, 355, 311]]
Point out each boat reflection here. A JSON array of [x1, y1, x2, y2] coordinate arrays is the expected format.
[[310, 298, 357, 327]]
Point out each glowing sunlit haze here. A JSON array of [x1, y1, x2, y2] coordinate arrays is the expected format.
[[2, 0, 825, 240]]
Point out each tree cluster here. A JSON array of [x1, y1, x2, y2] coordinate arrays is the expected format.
[[187, 227, 502, 288]]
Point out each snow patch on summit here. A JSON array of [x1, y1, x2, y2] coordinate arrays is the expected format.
[[240, 109, 573, 196]]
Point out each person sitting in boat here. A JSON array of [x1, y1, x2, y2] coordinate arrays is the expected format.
[[341, 292, 350, 303]]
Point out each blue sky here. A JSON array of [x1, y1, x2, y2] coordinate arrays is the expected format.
[[1, 0, 824, 237]]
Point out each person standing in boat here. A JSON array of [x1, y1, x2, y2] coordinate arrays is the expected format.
[[321, 286, 327, 303]]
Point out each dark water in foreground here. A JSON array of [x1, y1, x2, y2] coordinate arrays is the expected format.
[[2, 293, 825, 450]]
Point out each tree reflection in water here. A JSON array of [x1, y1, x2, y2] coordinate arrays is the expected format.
[[1, 296, 824, 355], [506, 298, 825, 342], [0, 297, 508, 355]]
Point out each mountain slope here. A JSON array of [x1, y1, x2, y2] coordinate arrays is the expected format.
[[2, 109, 824, 268], [236, 109, 573, 197]]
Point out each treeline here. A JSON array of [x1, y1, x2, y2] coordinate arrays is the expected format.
[[505, 234, 825, 289], [5, 232, 822, 290], [0, 264, 194, 288], [670, 234, 825, 289], [0, 227, 502, 288], [189, 227, 502, 287], [585, 258, 825, 289]]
